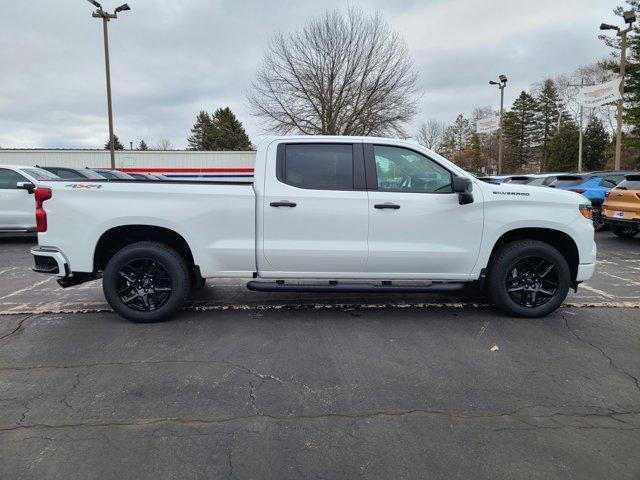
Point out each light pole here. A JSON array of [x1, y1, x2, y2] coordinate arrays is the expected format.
[[489, 75, 507, 175], [600, 9, 636, 170], [87, 0, 131, 169]]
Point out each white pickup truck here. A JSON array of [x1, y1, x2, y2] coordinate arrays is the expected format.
[[28, 136, 596, 322]]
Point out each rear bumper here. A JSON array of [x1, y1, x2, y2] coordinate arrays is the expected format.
[[602, 216, 640, 228], [30, 247, 69, 277]]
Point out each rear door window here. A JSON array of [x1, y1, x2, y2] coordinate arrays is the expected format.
[[280, 144, 354, 190]]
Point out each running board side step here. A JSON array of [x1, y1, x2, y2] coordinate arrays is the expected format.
[[246, 281, 466, 293]]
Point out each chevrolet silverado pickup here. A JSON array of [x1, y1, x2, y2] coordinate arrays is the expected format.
[[29, 136, 597, 322]]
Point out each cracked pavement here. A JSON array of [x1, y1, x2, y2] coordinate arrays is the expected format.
[[0, 233, 639, 479]]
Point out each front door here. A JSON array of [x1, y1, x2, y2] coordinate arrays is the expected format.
[[0, 168, 34, 231], [260, 142, 369, 276], [364, 144, 483, 279]]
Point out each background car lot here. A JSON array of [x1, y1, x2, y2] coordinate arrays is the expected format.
[[0, 231, 639, 479]]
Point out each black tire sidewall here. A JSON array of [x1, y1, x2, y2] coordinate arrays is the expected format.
[[612, 224, 639, 238], [103, 242, 190, 323], [488, 241, 570, 318]]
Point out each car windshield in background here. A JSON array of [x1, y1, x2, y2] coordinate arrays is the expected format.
[[81, 170, 108, 179], [550, 175, 587, 188], [505, 176, 533, 184], [91, 170, 135, 180], [617, 176, 640, 190], [21, 167, 59, 180]]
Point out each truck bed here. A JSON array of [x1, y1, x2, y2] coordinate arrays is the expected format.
[[36, 179, 257, 277]]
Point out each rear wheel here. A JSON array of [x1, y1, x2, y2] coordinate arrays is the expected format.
[[103, 241, 190, 323], [487, 240, 570, 318], [612, 224, 639, 238]]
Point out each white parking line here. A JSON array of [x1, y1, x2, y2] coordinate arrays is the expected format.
[[578, 284, 615, 299], [598, 271, 640, 287], [0, 278, 53, 301]]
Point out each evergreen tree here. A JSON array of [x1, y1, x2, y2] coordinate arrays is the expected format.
[[535, 79, 564, 169], [583, 116, 610, 170], [547, 123, 579, 172], [138, 140, 149, 151], [187, 111, 215, 150], [503, 91, 539, 171], [104, 135, 125, 150], [210, 107, 252, 151]]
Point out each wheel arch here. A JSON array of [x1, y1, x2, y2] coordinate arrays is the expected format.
[[94, 225, 196, 274], [487, 228, 580, 282]]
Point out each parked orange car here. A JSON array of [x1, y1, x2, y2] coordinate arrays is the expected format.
[[602, 174, 640, 238]]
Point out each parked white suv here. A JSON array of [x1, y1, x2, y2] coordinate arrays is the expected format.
[[29, 136, 596, 322], [0, 165, 58, 232]]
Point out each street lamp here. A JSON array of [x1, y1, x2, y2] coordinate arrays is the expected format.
[[87, 1, 131, 169], [600, 10, 635, 170], [489, 75, 507, 175]]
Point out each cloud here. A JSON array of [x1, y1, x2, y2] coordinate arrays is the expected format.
[[0, 0, 616, 148]]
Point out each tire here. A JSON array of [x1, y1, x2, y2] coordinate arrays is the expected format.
[[487, 240, 570, 318], [103, 241, 191, 323], [612, 224, 639, 238]]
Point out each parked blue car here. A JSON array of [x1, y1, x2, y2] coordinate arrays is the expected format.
[[549, 172, 630, 230]]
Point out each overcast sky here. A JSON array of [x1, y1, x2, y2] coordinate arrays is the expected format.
[[0, 0, 619, 149]]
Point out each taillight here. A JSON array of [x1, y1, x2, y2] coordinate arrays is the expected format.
[[34, 188, 52, 232], [570, 189, 586, 194]]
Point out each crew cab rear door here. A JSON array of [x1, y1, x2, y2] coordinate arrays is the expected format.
[[260, 141, 369, 275], [363, 143, 483, 279]]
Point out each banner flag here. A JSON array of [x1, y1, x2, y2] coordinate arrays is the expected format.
[[476, 115, 500, 134], [577, 78, 622, 107]]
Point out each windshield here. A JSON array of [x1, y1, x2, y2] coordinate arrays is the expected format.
[[550, 176, 586, 188], [617, 176, 640, 190], [81, 169, 108, 179], [504, 177, 533, 184], [20, 167, 59, 180]]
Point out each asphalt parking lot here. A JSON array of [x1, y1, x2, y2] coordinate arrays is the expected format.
[[1, 232, 639, 479]]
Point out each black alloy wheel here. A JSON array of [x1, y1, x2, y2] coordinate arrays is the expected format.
[[103, 241, 191, 323], [505, 256, 559, 308], [117, 258, 173, 311]]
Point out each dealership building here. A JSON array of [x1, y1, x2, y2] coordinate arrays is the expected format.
[[0, 149, 256, 181]]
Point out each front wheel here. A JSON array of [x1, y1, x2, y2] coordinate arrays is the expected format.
[[487, 240, 570, 318], [103, 241, 191, 323], [612, 224, 639, 238]]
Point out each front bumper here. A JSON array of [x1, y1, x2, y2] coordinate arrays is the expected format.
[[576, 262, 596, 282], [30, 247, 69, 277]]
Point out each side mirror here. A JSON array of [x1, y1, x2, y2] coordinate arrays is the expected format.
[[17, 181, 35, 194], [452, 177, 474, 205]]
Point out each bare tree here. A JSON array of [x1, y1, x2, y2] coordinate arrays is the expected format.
[[152, 139, 173, 150], [415, 119, 445, 151], [248, 7, 420, 137]]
